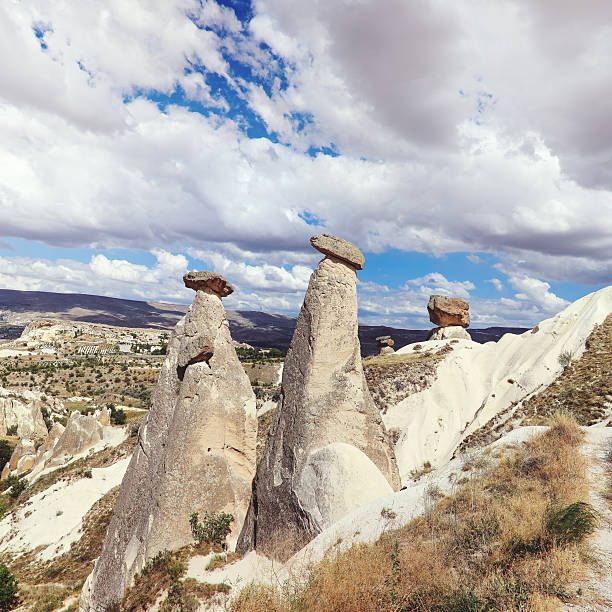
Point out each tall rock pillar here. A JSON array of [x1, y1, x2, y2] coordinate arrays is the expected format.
[[80, 272, 257, 611], [237, 235, 400, 560]]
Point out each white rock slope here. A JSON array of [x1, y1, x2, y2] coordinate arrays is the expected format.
[[386, 285, 612, 479]]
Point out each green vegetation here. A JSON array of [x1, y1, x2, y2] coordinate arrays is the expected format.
[[189, 511, 233, 546], [121, 549, 229, 611], [0, 564, 19, 611], [0, 441, 13, 474], [236, 347, 286, 363]]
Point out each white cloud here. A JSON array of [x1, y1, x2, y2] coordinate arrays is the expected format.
[[508, 274, 569, 313], [0, 250, 190, 303], [0, 0, 610, 325], [486, 278, 504, 292], [466, 255, 480, 264], [403, 273, 475, 300]]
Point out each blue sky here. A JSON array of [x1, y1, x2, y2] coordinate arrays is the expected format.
[[0, 1, 611, 328]]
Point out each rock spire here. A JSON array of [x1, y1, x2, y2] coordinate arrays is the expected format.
[[80, 271, 256, 611], [237, 235, 400, 560]]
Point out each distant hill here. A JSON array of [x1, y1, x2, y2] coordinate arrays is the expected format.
[[0, 288, 528, 356]]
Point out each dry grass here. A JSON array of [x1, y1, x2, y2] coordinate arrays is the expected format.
[[121, 548, 229, 611], [363, 346, 452, 413], [206, 552, 242, 571], [233, 414, 596, 611], [461, 314, 612, 453]]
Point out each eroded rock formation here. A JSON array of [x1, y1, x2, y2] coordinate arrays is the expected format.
[[80, 272, 256, 612], [427, 295, 470, 328], [376, 335, 395, 355], [237, 235, 400, 560], [0, 390, 47, 439]]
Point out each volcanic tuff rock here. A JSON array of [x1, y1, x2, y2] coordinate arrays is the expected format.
[[45, 411, 104, 468], [376, 335, 395, 355], [237, 236, 400, 560], [310, 233, 365, 269], [80, 272, 256, 612], [1, 438, 36, 479], [183, 270, 234, 296], [0, 391, 47, 439], [427, 326, 472, 341], [427, 295, 470, 328]]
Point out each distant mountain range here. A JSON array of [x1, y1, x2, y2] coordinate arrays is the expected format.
[[0, 288, 529, 356]]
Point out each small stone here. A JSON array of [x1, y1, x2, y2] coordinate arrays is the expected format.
[[183, 271, 234, 297], [427, 295, 470, 328], [376, 336, 391, 342], [310, 234, 365, 270], [379, 346, 395, 355]]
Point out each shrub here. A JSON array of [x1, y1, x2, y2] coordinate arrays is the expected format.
[[189, 511, 233, 545], [5, 426, 17, 437], [8, 479, 26, 499], [0, 564, 19, 610], [558, 350, 574, 367], [545, 501, 597, 546], [0, 441, 13, 474], [108, 403, 127, 425]]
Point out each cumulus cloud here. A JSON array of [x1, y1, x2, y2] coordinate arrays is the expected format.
[[0, 0, 610, 325], [486, 278, 504, 292], [0, 250, 190, 302], [403, 273, 475, 300]]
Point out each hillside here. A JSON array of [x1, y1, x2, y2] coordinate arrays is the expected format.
[[0, 288, 527, 355]]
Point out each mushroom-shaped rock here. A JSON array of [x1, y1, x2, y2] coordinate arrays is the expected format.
[[183, 271, 234, 297], [310, 234, 365, 270], [427, 295, 470, 328], [376, 335, 395, 355], [237, 236, 399, 560], [80, 274, 257, 612]]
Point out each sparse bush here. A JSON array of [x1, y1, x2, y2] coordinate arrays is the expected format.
[[0, 441, 13, 474], [558, 349, 574, 367], [545, 501, 597, 546], [8, 478, 26, 499], [0, 564, 19, 610], [189, 511, 233, 546], [5, 425, 17, 437], [83, 469, 93, 479]]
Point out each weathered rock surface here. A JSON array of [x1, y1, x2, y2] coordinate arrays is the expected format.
[[237, 238, 400, 560], [376, 335, 395, 355], [427, 295, 470, 328], [310, 234, 365, 270], [80, 272, 256, 612], [427, 326, 472, 341], [46, 411, 103, 468], [0, 390, 47, 439], [1, 438, 36, 479], [183, 270, 234, 296]]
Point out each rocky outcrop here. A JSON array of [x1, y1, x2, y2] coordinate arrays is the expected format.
[[427, 326, 472, 341], [376, 335, 395, 355], [1, 438, 36, 479], [0, 390, 47, 439], [237, 236, 400, 561], [427, 295, 470, 328], [80, 272, 256, 612], [45, 411, 104, 468]]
